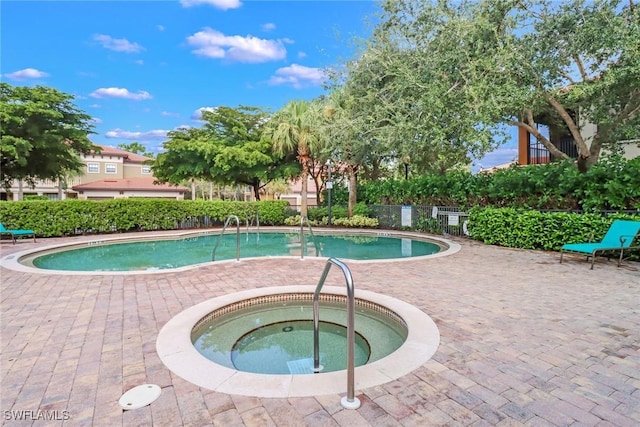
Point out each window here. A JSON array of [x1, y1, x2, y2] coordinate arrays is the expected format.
[[87, 162, 99, 173], [105, 163, 117, 174], [141, 166, 152, 175]]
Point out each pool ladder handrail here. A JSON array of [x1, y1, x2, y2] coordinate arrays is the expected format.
[[211, 215, 241, 261], [245, 211, 260, 233], [313, 257, 361, 410], [300, 216, 320, 259]]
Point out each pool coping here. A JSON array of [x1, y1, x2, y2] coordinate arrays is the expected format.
[[156, 285, 441, 398], [0, 227, 461, 276]]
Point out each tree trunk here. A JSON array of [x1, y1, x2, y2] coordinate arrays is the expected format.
[[313, 174, 323, 206], [299, 155, 311, 218], [347, 165, 358, 217], [515, 112, 569, 161], [209, 182, 213, 200], [252, 179, 261, 201], [191, 178, 196, 200], [300, 171, 308, 218]]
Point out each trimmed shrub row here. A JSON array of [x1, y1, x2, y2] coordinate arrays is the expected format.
[[356, 156, 640, 211], [0, 199, 289, 237], [467, 207, 640, 251]]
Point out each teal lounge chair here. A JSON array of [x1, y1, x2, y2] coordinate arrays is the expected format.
[[0, 223, 36, 244], [560, 219, 640, 269]]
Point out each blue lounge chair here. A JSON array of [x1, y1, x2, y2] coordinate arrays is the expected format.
[[560, 219, 640, 269], [0, 223, 36, 244]]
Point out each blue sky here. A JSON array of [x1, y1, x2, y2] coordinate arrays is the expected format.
[[2, 0, 517, 170]]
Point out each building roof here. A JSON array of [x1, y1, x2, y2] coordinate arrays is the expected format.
[[72, 177, 187, 193], [92, 144, 152, 163], [478, 162, 518, 174]]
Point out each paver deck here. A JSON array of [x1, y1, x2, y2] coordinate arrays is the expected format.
[[1, 231, 639, 426]]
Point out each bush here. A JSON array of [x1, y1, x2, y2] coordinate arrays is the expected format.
[[468, 207, 640, 250], [358, 156, 640, 210], [23, 195, 50, 201], [332, 215, 379, 228], [307, 206, 348, 222], [0, 199, 289, 237], [284, 215, 319, 226]]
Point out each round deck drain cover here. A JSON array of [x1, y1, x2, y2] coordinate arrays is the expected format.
[[118, 384, 161, 410]]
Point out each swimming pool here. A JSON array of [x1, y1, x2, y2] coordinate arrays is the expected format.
[[2, 228, 461, 275], [15, 228, 454, 272]]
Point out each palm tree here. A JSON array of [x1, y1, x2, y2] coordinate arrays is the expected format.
[[263, 100, 319, 217]]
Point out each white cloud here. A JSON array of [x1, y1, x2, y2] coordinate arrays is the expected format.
[[105, 128, 169, 140], [268, 64, 326, 88], [156, 25, 165, 32], [180, 0, 241, 10], [93, 34, 144, 53], [161, 111, 180, 118], [261, 23, 276, 32], [4, 68, 49, 80], [91, 117, 103, 124], [191, 106, 218, 120], [134, 59, 144, 65], [89, 103, 101, 108], [186, 28, 286, 63], [90, 87, 152, 100], [297, 51, 307, 59], [474, 147, 518, 172]]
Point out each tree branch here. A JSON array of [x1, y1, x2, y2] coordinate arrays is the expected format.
[[616, 88, 640, 122], [541, 92, 589, 157], [573, 55, 588, 80], [559, 70, 576, 85], [508, 110, 569, 161]]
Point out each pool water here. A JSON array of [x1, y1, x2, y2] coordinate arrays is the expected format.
[[231, 320, 370, 374], [31, 232, 441, 271], [191, 300, 408, 375]]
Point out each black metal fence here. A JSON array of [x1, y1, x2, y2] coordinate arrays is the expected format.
[[369, 205, 470, 237]]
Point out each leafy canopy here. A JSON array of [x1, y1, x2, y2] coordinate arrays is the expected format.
[[262, 100, 322, 216], [372, 0, 640, 171], [0, 83, 96, 190], [153, 106, 297, 200]]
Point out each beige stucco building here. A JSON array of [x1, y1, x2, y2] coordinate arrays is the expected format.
[[1, 145, 186, 201]]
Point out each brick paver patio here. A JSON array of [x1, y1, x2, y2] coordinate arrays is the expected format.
[[1, 231, 639, 426]]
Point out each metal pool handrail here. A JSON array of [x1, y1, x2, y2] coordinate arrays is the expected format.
[[211, 215, 240, 261], [245, 211, 260, 233], [300, 216, 319, 259], [313, 258, 361, 410]]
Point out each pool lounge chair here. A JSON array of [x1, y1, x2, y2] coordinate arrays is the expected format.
[[0, 223, 36, 244], [560, 219, 640, 269]]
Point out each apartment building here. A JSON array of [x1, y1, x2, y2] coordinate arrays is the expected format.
[[517, 116, 639, 166], [1, 144, 187, 201]]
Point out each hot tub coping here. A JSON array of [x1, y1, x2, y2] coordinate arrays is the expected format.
[[156, 286, 440, 398]]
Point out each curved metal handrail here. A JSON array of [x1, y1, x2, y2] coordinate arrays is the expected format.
[[313, 258, 361, 409], [300, 216, 320, 259], [245, 211, 260, 233], [211, 215, 240, 261]]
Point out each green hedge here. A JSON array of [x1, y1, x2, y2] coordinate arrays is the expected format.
[[358, 156, 640, 210], [307, 203, 370, 221], [468, 207, 640, 250], [0, 199, 289, 237]]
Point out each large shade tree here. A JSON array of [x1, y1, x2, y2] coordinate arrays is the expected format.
[[262, 100, 321, 217], [374, 0, 640, 172], [0, 83, 96, 194], [153, 106, 296, 200], [320, 88, 381, 216]]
